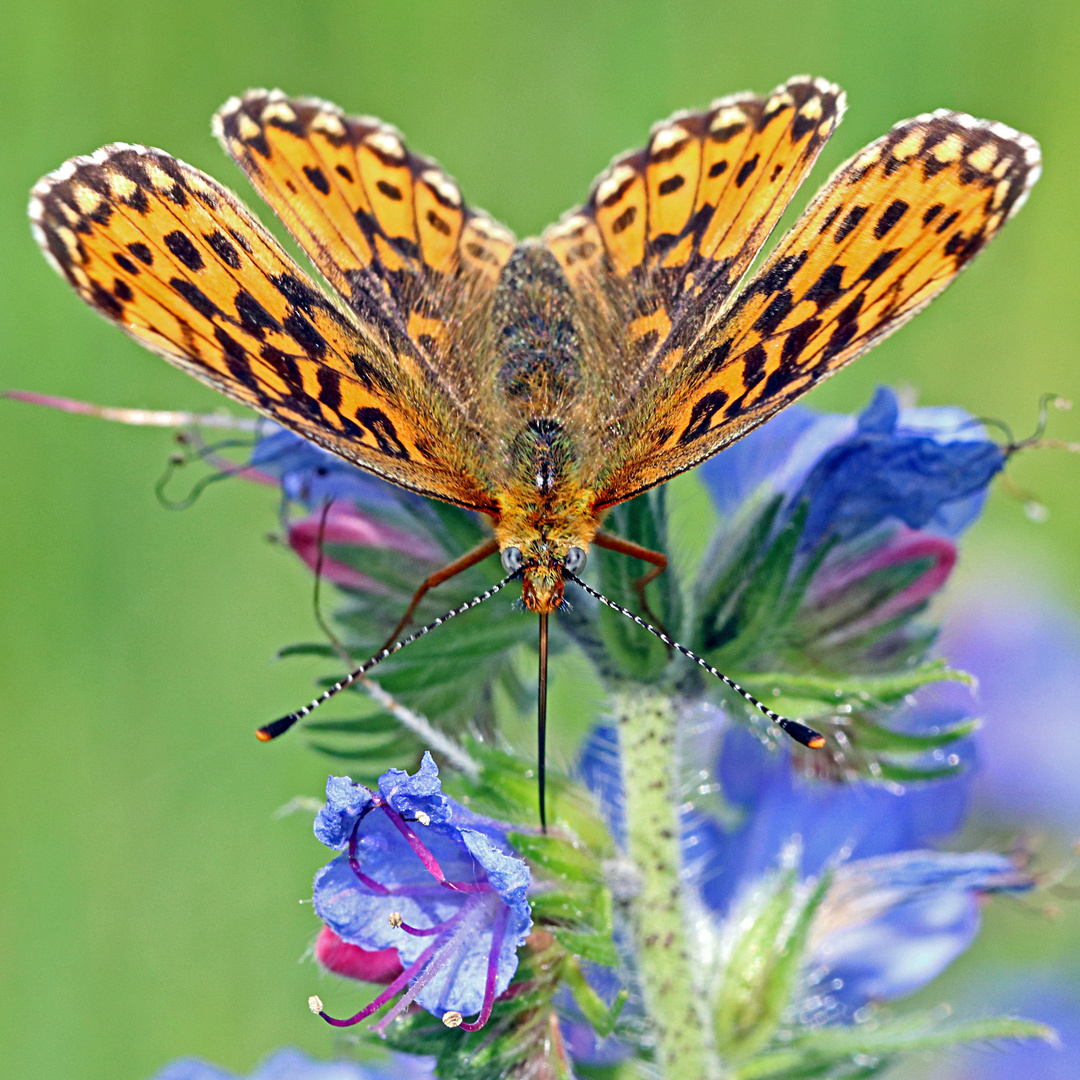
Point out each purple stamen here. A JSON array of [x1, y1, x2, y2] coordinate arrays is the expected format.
[[317, 935, 443, 1027], [459, 903, 510, 1032], [379, 802, 492, 893], [372, 901, 487, 1036], [397, 917, 456, 936], [345, 812, 393, 894]]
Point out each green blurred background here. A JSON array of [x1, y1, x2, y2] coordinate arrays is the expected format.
[[1, 2, 1078, 1078]]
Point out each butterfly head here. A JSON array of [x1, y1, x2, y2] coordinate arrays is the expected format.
[[499, 538, 588, 613]]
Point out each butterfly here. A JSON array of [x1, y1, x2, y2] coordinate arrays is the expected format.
[[29, 77, 1040, 826]]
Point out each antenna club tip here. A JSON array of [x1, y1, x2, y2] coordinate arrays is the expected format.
[[308, 995, 324, 1015], [808, 735, 827, 749], [255, 728, 274, 742]]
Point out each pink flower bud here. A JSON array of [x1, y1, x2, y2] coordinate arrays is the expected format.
[[288, 505, 444, 591], [315, 925, 404, 985]]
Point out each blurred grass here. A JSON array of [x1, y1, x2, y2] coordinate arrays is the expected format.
[[1, 2, 1078, 1078]]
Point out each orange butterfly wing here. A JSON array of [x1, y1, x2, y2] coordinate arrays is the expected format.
[[213, 91, 516, 396], [592, 111, 1041, 507], [544, 76, 846, 373], [29, 143, 498, 510]]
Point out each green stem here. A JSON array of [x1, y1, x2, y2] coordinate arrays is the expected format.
[[614, 688, 721, 1080]]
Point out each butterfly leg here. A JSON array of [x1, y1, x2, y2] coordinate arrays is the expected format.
[[592, 532, 669, 632], [380, 537, 500, 652]]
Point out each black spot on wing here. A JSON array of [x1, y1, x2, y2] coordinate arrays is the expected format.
[[935, 210, 960, 235], [658, 175, 686, 196], [335, 164, 353, 182], [741, 343, 767, 386], [752, 290, 794, 336], [90, 280, 123, 317], [375, 179, 403, 201], [205, 230, 243, 269], [694, 338, 732, 376], [818, 205, 842, 235], [113, 277, 133, 302], [803, 263, 845, 310], [303, 165, 331, 195], [113, 252, 139, 274], [611, 205, 637, 235], [164, 231, 204, 272], [272, 272, 326, 314], [127, 241, 153, 265], [735, 153, 760, 188], [283, 309, 327, 356], [780, 316, 822, 365], [349, 353, 394, 394], [260, 344, 304, 392], [234, 289, 280, 337], [170, 277, 221, 319], [821, 294, 864, 361], [679, 388, 730, 444], [352, 407, 410, 458], [874, 199, 909, 238], [316, 367, 342, 410], [834, 205, 867, 243], [708, 159, 729, 178], [859, 248, 901, 283], [923, 203, 944, 227]]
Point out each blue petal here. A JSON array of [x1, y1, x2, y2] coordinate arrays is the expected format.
[[377, 752, 452, 825], [694, 720, 973, 917], [147, 1047, 433, 1079], [460, 829, 532, 912], [576, 725, 625, 847], [315, 776, 375, 851], [813, 850, 1030, 1008], [795, 388, 1005, 551]]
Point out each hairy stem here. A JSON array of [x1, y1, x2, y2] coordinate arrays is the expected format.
[[614, 689, 721, 1080]]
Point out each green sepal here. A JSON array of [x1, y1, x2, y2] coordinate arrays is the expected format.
[[444, 747, 613, 855], [737, 660, 972, 712], [507, 832, 603, 884], [705, 502, 809, 669], [736, 1013, 1055, 1079], [714, 869, 833, 1062], [846, 715, 978, 753], [562, 954, 628, 1037]]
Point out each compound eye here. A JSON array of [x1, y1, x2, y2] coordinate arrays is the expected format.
[[564, 546, 587, 574], [501, 546, 524, 574]]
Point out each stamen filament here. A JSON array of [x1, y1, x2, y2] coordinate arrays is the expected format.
[[317, 936, 443, 1027], [459, 903, 510, 1032], [379, 802, 493, 893], [372, 901, 488, 1035]]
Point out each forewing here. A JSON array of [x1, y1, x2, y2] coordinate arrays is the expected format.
[[29, 143, 497, 510], [593, 111, 1041, 507], [544, 76, 845, 377], [213, 91, 516, 381]]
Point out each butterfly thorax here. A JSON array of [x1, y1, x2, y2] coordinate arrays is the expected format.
[[488, 243, 600, 612]]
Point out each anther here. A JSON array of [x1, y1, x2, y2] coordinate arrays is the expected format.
[[442, 1011, 463, 1028], [308, 995, 324, 1014], [388, 911, 403, 928]]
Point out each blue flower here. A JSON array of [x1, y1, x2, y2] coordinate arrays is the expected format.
[[700, 386, 1005, 549], [311, 754, 532, 1034], [940, 580, 1080, 829], [807, 850, 1030, 1011], [148, 1048, 435, 1079]]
